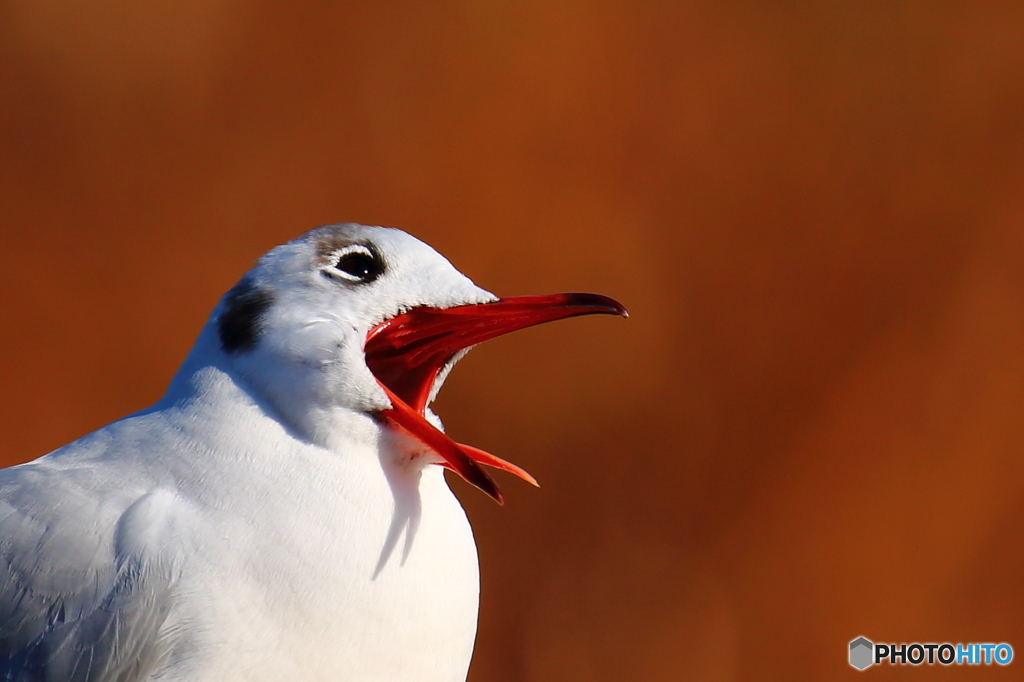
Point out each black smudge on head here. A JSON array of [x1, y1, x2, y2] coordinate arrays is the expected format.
[[218, 278, 274, 354]]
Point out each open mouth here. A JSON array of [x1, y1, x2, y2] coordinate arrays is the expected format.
[[364, 293, 627, 503]]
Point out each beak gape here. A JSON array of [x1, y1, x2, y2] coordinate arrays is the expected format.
[[364, 293, 627, 504]]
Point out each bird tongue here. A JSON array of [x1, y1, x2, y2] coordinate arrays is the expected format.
[[365, 293, 627, 503]]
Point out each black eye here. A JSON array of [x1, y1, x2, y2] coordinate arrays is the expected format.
[[336, 252, 378, 279], [325, 245, 384, 284]]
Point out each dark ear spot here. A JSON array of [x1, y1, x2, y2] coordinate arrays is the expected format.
[[218, 279, 274, 354]]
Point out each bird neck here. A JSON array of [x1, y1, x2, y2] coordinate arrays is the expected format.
[[161, 323, 383, 456]]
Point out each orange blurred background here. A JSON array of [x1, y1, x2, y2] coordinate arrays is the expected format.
[[3, 1, 1024, 679]]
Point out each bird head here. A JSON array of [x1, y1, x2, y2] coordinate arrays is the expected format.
[[207, 224, 626, 503]]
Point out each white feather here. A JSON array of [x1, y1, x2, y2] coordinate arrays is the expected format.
[[0, 224, 496, 681]]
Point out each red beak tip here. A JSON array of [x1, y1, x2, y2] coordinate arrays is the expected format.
[[486, 487, 505, 505], [608, 300, 629, 318]]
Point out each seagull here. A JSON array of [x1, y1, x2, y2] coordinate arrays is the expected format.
[[0, 224, 625, 682]]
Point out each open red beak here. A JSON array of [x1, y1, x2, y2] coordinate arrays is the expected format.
[[365, 293, 627, 504]]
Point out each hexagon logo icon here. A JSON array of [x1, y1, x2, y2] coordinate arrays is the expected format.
[[849, 637, 874, 670]]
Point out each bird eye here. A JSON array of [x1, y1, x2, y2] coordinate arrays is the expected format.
[[324, 244, 384, 284]]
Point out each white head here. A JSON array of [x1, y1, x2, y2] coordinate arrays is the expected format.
[[177, 223, 625, 502], [212, 224, 493, 426]]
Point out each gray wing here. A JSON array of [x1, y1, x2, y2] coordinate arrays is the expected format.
[[0, 462, 181, 682]]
